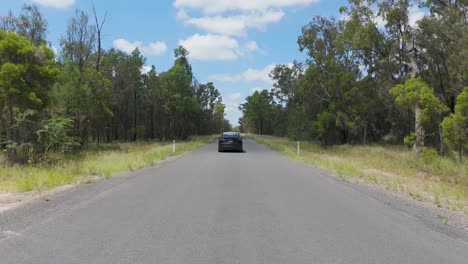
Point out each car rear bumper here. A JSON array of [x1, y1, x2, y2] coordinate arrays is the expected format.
[[218, 142, 243, 150]]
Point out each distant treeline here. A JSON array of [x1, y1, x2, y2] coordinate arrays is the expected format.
[[239, 0, 467, 160], [0, 5, 230, 162]]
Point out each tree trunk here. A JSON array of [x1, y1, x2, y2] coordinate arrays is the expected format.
[[7, 95, 14, 142], [362, 125, 367, 145], [97, 127, 100, 146], [438, 124, 445, 155], [125, 99, 129, 142], [458, 141, 462, 162], [93, 6, 106, 72], [413, 105, 424, 153], [258, 119, 261, 135], [0, 100, 6, 149], [133, 89, 137, 141]]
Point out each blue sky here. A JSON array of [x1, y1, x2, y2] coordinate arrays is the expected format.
[[2, 0, 350, 125]]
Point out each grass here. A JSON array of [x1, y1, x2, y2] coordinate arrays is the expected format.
[[0, 136, 214, 192], [248, 134, 468, 214]]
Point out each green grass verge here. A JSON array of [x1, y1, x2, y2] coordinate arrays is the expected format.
[[0, 136, 214, 192], [248, 134, 468, 214]]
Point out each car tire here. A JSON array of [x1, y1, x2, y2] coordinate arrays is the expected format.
[[218, 148, 223, 152]]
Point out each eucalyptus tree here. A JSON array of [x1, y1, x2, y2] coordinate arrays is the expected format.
[[60, 9, 96, 76], [0, 4, 47, 46], [418, 0, 468, 112], [17, 4, 47, 46]]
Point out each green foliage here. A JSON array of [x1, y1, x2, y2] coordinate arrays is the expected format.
[[421, 147, 439, 165], [390, 78, 448, 124], [441, 87, 468, 160], [241, 0, 465, 151], [390, 78, 449, 151], [36, 116, 79, 154], [239, 90, 277, 135], [0, 30, 58, 161], [0, 7, 230, 164], [0, 31, 57, 110], [314, 110, 338, 145], [403, 132, 416, 148]]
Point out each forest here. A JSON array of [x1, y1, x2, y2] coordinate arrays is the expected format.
[[0, 5, 231, 163], [239, 0, 467, 160]]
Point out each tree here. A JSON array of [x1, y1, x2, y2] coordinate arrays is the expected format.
[[1, 7, 228, 161], [195, 82, 224, 134], [92, 4, 107, 72], [17, 4, 47, 46], [441, 87, 468, 161], [0, 31, 58, 148], [418, 0, 468, 112], [297, 15, 379, 144], [61, 9, 96, 75], [270, 62, 303, 105], [0, 4, 47, 46], [239, 90, 276, 135], [390, 78, 448, 152], [378, 0, 430, 151], [52, 59, 90, 141], [159, 46, 198, 139], [1, 11, 19, 32]]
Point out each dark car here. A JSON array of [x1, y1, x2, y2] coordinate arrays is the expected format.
[[218, 132, 243, 152]]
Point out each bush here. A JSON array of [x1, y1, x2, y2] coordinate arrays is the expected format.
[[441, 87, 467, 161], [421, 147, 439, 165], [403, 132, 416, 149], [36, 116, 80, 155]]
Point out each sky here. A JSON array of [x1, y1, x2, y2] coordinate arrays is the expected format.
[[0, 0, 362, 125]]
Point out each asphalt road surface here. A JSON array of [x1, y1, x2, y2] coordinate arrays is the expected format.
[[1, 140, 467, 264]]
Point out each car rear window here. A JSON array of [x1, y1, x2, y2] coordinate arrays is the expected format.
[[222, 132, 239, 139]]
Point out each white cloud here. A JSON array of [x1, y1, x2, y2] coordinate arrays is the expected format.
[[408, 6, 425, 27], [113, 39, 168, 56], [374, 14, 386, 28], [32, 0, 75, 9], [224, 103, 242, 125], [174, 0, 319, 14], [339, 14, 350, 22], [245, 41, 259, 52], [178, 34, 258, 61], [211, 64, 277, 84], [49, 45, 58, 56], [185, 10, 284, 36], [228, 93, 241, 100], [179, 34, 238, 60], [177, 9, 189, 20], [141, 66, 152, 74]]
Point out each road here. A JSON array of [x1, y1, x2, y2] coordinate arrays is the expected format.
[[0, 140, 467, 263]]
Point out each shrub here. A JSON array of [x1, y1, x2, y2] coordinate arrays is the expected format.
[[421, 147, 439, 165], [403, 132, 416, 149]]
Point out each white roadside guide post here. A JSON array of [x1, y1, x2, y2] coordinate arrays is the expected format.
[[297, 141, 300, 156], [173, 140, 176, 153]]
